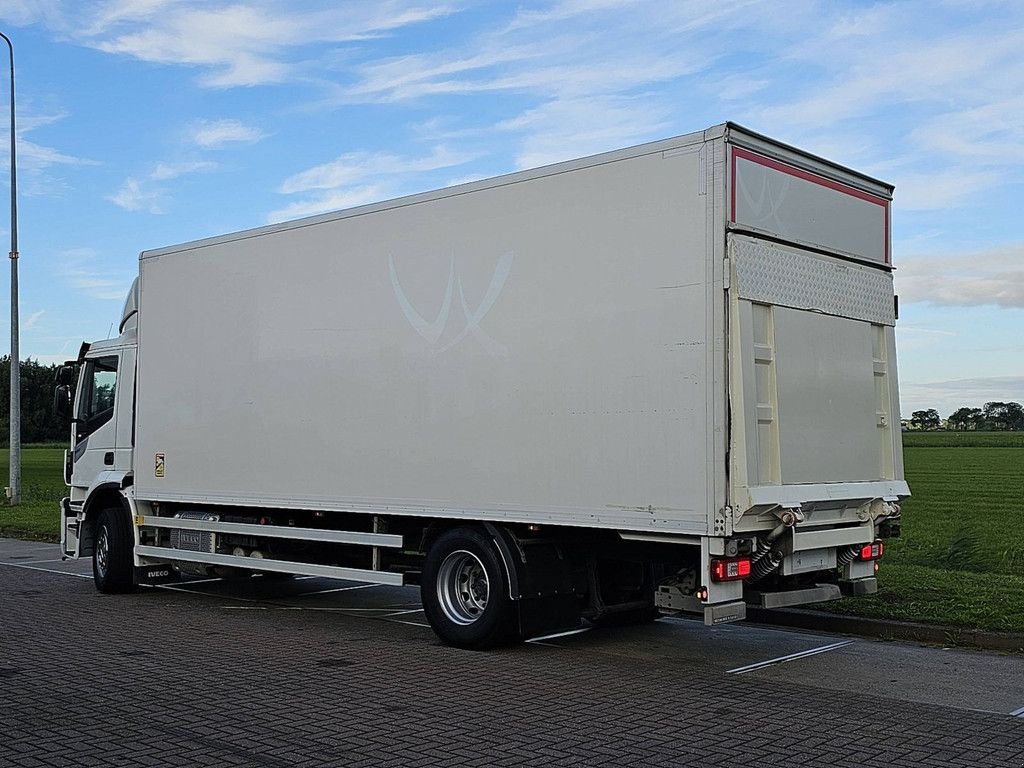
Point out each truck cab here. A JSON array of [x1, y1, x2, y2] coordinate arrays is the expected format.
[[59, 279, 138, 561]]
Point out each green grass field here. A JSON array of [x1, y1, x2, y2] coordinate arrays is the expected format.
[[825, 430, 1024, 632], [2, 434, 1023, 633], [0, 446, 68, 540]]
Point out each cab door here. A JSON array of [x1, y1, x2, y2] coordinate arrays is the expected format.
[[70, 355, 119, 494]]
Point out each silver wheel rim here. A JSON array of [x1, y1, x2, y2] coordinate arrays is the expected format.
[[437, 550, 489, 626], [96, 525, 110, 577]]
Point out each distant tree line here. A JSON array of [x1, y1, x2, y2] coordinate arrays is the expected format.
[[908, 402, 1024, 431], [0, 356, 70, 446]]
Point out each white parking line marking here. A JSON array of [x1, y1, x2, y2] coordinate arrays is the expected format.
[[296, 583, 379, 597], [0, 561, 92, 579], [660, 614, 837, 639], [1009, 705, 1024, 717], [726, 640, 854, 675], [4, 558, 67, 565], [382, 608, 425, 617], [157, 583, 268, 603], [305, 606, 398, 612], [222, 606, 271, 610], [527, 627, 592, 644], [223, 605, 397, 613], [221, 605, 433, 627]]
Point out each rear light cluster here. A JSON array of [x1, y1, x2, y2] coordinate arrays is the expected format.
[[858, 541, 884, 561], [710, 557, 751, 582]]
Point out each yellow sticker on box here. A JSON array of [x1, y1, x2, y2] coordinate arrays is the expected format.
[[154, 453, 165, 477]]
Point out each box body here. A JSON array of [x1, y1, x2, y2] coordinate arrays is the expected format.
[[134, 123, 907, 537]]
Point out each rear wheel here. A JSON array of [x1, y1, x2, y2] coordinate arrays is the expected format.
[[421, 527, 518, 649], [93, 505, 135, 594]]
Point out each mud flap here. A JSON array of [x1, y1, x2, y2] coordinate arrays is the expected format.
[[486, 525, 581, 639], [134, 564, 180, 586], [519, 594, 582, 639]]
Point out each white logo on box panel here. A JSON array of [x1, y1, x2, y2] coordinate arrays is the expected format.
[[737, 158, 791, 232], [389, 252, 514, 356]]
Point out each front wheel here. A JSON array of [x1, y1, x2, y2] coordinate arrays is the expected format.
[[93, 506, 136, 594], [421, 527, 518, 649]]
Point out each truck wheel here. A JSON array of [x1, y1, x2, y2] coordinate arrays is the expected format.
[[421, 527, 518, 649], [93, 506, 136, 594]]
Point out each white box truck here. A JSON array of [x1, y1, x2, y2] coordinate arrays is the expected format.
[[56, 122, 908, 648]]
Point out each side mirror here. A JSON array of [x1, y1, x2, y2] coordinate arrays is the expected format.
[[55, 364, 76, 386], [53, 383, 71, 420]]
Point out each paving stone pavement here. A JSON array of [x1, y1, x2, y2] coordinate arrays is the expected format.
[[2, 565, 1023, 767]]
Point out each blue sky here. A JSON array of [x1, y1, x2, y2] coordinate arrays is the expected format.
[[0, 0, 1021, 416]]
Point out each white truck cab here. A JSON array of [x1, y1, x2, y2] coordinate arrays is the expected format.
[[58, 281, 137, 576]]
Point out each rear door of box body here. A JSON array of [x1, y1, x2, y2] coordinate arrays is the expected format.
[[723, 132, 908, 523]]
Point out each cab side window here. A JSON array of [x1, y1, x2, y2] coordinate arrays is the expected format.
[[77, 356, 118, 441]]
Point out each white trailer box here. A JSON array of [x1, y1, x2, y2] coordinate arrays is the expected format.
[[60, 123, 907, 647]]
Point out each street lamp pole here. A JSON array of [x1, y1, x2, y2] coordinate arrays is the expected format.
[[0, 32, 19, 506]]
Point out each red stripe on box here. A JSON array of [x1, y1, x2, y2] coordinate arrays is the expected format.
[[730, 146, 890, 264]]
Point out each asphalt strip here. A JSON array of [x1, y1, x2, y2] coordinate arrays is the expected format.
[[5, 558, 1021, 654]]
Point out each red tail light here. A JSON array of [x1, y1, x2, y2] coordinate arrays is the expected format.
[[859, 541, 884, 560], [711, 557, 751, 582]]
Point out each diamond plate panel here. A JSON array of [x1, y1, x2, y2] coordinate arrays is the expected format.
[[731, 235, 895, 326]]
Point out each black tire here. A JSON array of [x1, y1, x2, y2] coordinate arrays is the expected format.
[[421, 527, 519, 649], [93, 506, 136, 594]]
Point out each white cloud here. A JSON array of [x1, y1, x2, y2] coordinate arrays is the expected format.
[[0, 0, 65, 26], [188, 119, 266, 149], [896, 244, 1024, 309], [270, 144, 478, 222], [23, 309, 44, 330], [107, 177, 164, 213], [911, 96, 1024, 165], [278, 145, 477, 194], [894, 325, 958, 355], [267, 185, 387, 223], [109, 157, 217, 213], [901, 376, 1024, 415], [889, 168, 1001, 212], [0, 109, 96, 196], [341, 1, 744, 104], [56, 248, 134, 301], [14, 1, 455, 88], [738, 6, 1024, 212], [332, 0, 762, 177], [151, 160, 216, 180], [496, 95, 670, 169]]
